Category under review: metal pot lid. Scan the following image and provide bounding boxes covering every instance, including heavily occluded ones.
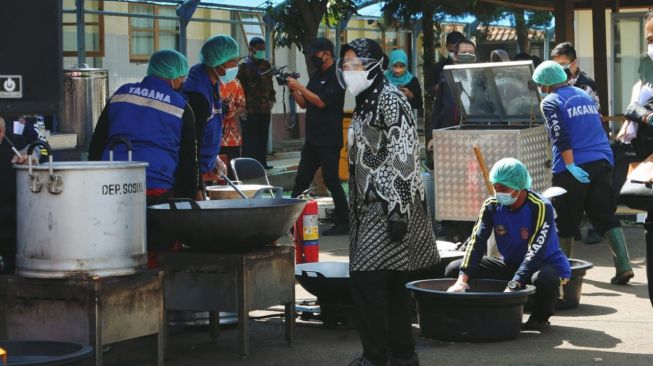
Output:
[14,161,148,170]
[64,63,108,72]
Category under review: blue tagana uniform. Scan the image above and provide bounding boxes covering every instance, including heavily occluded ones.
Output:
[102,76,187,190]
[460,191,571,282]
[183,63,223,174]
[540,85,613,174]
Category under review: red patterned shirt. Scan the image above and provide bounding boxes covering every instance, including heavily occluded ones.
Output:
[219,79,246,147]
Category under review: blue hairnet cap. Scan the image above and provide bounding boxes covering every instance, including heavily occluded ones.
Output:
[389,49,408,67]
[200,35,240,67]
[532,60,567,86]
[147,49,189,79]
[489,158,532,191]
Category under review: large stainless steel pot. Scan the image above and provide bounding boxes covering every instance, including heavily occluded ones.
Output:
[62,64,109,147]
[15,141,148,278]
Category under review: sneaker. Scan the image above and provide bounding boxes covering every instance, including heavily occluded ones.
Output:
[522,317,550,331]
[322,224,350,236]
[584,229,602,245]
[611,270,634,285]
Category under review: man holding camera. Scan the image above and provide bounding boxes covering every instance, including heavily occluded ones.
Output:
[286,38,349,236]
[237,37,276,169]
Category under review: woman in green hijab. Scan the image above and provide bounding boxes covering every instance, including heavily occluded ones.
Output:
[384,49,423,110]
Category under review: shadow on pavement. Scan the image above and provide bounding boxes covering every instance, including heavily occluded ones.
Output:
[553,303,618,317]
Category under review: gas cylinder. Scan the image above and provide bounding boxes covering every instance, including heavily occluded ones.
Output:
[294,199,319,263]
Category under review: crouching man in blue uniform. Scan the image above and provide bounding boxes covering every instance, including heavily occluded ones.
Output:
[533,61,634,285]
[89,49,199,205]
[445,158,571,331]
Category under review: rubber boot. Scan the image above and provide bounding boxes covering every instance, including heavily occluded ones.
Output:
[605,227,635,285]
[559,237,575,258]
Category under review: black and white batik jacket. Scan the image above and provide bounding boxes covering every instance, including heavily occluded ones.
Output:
[348,78,440,272]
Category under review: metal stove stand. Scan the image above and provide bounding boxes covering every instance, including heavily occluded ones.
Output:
[0,270,165,366]
[159,245,295,356]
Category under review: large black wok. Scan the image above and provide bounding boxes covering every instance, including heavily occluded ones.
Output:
[147,198,306,252]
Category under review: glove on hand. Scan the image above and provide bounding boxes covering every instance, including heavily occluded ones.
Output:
[566,163,590,183]
[388,220,408,242]
[625,102,651,124]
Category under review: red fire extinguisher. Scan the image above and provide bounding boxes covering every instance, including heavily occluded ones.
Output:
[294,191,319,263]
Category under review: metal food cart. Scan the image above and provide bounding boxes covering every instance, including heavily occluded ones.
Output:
[432,61,551,223]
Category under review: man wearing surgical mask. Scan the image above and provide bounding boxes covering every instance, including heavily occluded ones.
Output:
[551,42,601,111]
[237,37,276,169]
[286,38,349,236]
[184,34,239,186]
[445,158,570,331]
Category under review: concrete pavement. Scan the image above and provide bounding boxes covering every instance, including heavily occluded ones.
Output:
[105,224,653,366]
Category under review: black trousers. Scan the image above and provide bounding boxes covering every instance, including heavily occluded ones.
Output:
[445,257,560,322]
[220,145,241,180]
[645,210,653,307]
[350,270,415,366]
[552,160,621,237]
[291,142,348,225]
[241,113,270,167]
[0,205,16,274]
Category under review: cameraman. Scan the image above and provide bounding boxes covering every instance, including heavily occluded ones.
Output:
[237,37,276,169]
[286,38,349,236]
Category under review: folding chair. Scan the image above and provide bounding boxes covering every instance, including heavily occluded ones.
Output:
[230,157,280,198]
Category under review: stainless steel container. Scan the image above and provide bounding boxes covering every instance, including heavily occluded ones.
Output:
[433,61,551,222]
[62,64,109,147]
[15,143,148,278]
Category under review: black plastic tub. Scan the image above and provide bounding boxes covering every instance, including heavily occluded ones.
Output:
[0,341,93,366]
[557,259,594,310]
[406,279,535,342]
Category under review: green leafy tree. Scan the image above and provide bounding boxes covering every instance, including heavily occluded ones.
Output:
[473,4,552,54]
[265,0,357,71]
[381,0,472,158]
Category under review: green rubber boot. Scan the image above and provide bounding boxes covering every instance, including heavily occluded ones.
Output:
[605,227,634,285]
[559,236,575,258]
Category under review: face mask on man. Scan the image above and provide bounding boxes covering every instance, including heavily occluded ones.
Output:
[254,50,266,60]
[647,43,653,62]
[342,60,381,96]
[456,53,476,64]
[311,55,325,69]
[217,65,238,84]
[495,190,518,206]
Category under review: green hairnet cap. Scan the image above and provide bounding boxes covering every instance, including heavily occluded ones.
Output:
[200,35,240,67]
[146,49,189,79]
[489,157,532,191]
[532,60,567,86]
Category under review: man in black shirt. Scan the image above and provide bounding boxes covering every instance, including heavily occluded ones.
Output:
[286,38,348,236]
[427,31,465,97]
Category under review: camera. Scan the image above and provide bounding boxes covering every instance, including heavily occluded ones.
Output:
[270,66,300,86]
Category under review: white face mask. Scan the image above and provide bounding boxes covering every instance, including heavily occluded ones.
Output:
[343,70,374,96]
[648,43,653,62]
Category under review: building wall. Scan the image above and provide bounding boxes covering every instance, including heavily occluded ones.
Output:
[574,8,649,116]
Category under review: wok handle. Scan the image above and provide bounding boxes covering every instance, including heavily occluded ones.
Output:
[301,270,326,279]
[168,198,201,210]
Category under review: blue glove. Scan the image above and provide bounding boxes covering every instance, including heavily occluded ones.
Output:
[566,163,590,183]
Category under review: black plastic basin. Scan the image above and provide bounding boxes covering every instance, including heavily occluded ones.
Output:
[557,259,593,310]
[295,262,351,303]
[0,341,93,366]
[406,279,535,342]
